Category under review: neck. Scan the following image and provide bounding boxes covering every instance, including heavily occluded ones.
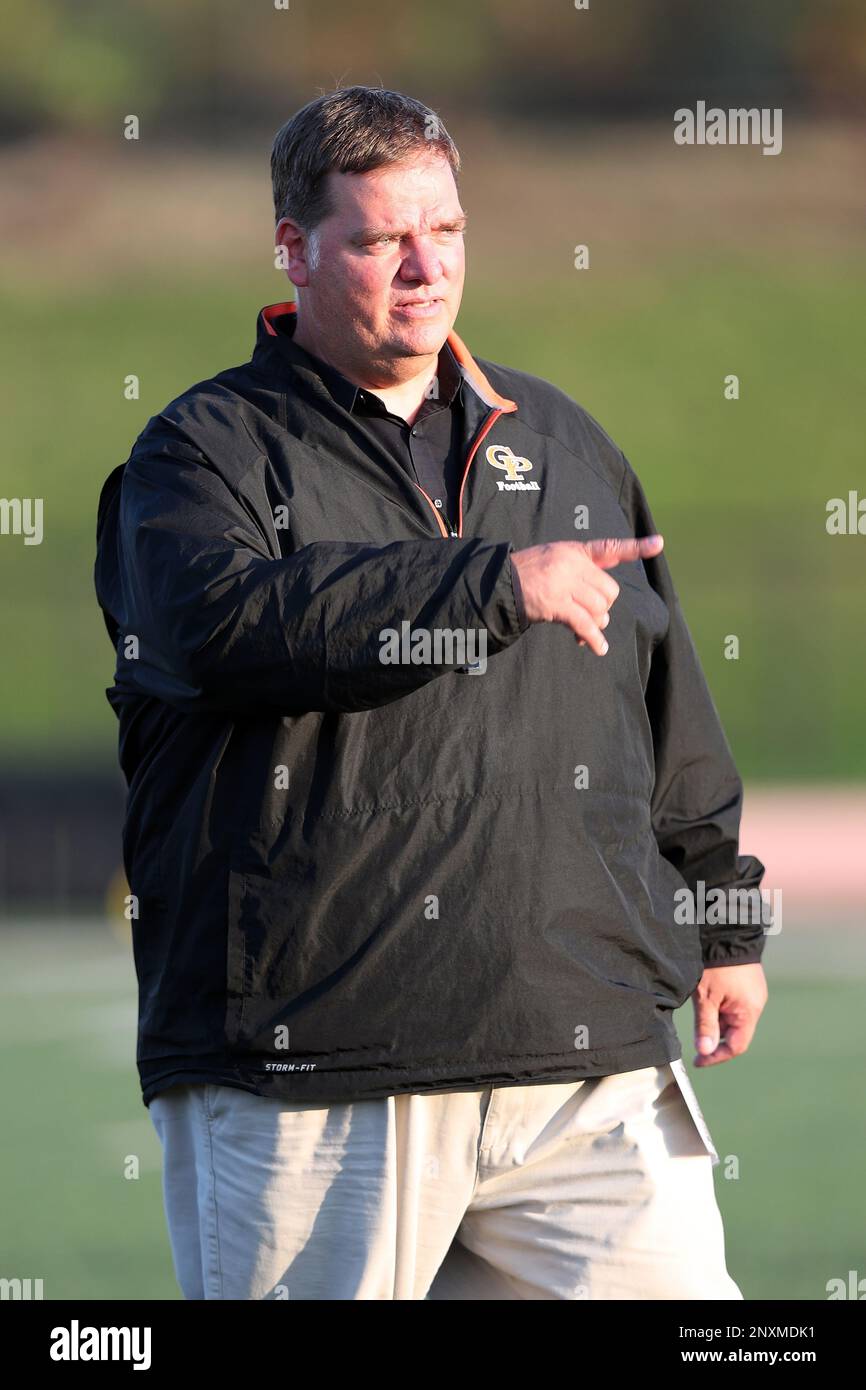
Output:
[365,372,439,426]
[292,315,441,425]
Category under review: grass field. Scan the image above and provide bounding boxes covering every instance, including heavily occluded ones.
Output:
[1,913,863,1301]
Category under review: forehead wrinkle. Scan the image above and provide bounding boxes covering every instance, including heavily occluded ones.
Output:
[352,210,467,241]
[333,159,463,235]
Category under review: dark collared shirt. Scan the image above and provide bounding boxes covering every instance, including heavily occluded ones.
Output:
[268,315,527,623]
[289,337,466,534]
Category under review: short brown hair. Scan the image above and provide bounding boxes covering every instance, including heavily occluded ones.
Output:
[271,85,460,231]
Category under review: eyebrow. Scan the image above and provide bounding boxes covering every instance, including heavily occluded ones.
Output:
[349,214,468,245]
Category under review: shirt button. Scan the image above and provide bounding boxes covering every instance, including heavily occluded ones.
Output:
[434,499,443,509]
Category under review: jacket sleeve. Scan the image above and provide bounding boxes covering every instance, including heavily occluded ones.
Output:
[113,437,527,716]
[618,455,769,968]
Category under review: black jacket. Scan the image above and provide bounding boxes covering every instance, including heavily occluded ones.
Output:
[94,300,767,1107]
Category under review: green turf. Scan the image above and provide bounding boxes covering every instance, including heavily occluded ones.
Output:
[0,924,173,1300]
[0,918,861,1300]
[1,260,864,777]
[673,980,866,1301]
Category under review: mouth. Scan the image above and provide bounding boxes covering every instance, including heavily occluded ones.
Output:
[392,298,444,318]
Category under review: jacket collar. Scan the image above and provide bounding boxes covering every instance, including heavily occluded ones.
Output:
[253,300,518,415]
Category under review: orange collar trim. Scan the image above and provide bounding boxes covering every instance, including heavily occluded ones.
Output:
[260,301,517,414]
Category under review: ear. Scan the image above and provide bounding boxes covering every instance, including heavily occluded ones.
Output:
[275,216,312,288]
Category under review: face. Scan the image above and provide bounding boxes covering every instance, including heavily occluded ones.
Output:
[276,154,466,381]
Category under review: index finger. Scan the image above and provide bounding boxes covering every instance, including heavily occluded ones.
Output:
[583,535,664,570]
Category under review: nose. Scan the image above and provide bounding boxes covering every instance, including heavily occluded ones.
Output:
[398,235,443,286]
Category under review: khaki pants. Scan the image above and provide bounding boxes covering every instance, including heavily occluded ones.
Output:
[149,1062,743,1300]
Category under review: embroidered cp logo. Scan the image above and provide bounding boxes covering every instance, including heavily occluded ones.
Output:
[486,443,533,482]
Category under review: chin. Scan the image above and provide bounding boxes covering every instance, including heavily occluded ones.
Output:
[394,319,449,351]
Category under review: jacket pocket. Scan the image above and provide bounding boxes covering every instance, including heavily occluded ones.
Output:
[123,826,167,913]
[225,868,298,1049]
[224,851,392,1053]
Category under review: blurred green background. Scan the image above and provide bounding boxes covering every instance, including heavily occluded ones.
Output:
[1,0,864,1302]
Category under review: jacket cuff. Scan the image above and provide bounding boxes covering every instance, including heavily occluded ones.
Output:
[700,925,767,968]
[508,556,531,632]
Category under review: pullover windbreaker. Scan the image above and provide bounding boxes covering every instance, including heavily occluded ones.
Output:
[94,301,767,1107]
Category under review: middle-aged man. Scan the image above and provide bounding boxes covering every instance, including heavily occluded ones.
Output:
[94,86,769,1301]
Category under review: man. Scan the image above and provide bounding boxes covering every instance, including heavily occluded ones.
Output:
[94,86,769,1301]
